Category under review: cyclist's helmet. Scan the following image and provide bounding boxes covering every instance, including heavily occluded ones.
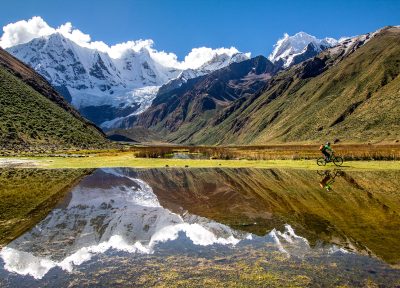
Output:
[326,142,331,145]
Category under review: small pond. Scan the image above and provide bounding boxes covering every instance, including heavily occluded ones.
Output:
[0,168,399,287]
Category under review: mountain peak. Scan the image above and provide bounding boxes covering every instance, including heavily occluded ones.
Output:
[199,51,249,72]
[6,33,250,128]
[268,32,338,68]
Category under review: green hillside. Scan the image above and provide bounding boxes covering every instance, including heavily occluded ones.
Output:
[194,27,400,144]
[0,50,108,151]
[143,27,400,145]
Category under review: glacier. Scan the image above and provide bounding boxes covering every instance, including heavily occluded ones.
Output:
[6,33,249,128]
[4,23,343,129]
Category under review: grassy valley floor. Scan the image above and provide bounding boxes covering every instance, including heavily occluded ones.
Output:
[1,154,400,170]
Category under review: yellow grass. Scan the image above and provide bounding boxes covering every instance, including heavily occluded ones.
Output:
[1,152,400,170]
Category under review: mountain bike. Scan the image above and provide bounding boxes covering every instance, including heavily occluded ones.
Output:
[317,152,343,167]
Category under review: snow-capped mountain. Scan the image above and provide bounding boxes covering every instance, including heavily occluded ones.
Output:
[159,52,250,94]
[6,33,248,127]
[180,52,250,83]
[268,32,338,68]
[5,27,341,129]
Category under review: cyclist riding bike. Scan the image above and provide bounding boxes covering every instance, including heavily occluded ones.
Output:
[320,142,333,161]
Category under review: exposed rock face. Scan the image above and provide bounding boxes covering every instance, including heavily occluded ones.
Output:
[119,27,400,145]
[119,56,278,143]
[185,27,400,144]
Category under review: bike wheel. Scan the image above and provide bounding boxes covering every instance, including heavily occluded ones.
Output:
[317,158,326,166]
[333,156,343,166]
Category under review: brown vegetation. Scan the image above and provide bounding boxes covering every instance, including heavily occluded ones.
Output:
[128,144,400,161]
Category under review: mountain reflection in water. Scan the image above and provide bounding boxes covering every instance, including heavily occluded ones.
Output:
[0,167,399,282]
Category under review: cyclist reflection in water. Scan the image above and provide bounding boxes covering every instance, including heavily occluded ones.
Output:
[320,173,334,191]
[318,170,342,191]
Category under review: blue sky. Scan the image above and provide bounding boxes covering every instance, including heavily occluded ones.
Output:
[1,0,399,59]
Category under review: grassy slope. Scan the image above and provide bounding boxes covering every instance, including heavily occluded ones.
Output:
[0,168,93,246]
[189,27,400,144]
[0,66,107,150]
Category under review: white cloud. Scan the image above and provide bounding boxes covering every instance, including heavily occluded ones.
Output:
[0,16,55,48]
[57,22,91,45]
[147,46,247,70]
[105,42,247,70]
[148,49,181,68]
[105,39,155,58]
[0,16,250,70]
[182,47,242,69]
[0,16,95,49]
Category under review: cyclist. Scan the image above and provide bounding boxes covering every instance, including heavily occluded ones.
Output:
[320,142,333,161]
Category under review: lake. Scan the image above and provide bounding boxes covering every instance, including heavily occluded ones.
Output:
[0,168,399,287]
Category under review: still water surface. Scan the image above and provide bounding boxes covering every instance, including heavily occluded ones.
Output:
[0,168,399,287]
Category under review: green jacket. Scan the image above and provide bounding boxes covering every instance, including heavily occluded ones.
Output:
[322,144,332,152]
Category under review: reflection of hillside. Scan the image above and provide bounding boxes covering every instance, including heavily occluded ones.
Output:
[0,168,93,246]
[134,168,276,234]
[136,168,400,264]
[1,167,398,268]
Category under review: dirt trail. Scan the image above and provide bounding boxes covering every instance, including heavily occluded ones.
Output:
[0,159,37,168]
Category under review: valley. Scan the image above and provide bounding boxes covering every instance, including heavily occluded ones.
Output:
[1,144,400,169]
[0,9,399,287]
[123,27,400,145]
[3,23,399,148]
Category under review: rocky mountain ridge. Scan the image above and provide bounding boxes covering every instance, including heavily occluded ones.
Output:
[119,26,400,144]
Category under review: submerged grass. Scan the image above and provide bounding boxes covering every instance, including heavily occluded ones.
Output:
[45,247,400,287]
